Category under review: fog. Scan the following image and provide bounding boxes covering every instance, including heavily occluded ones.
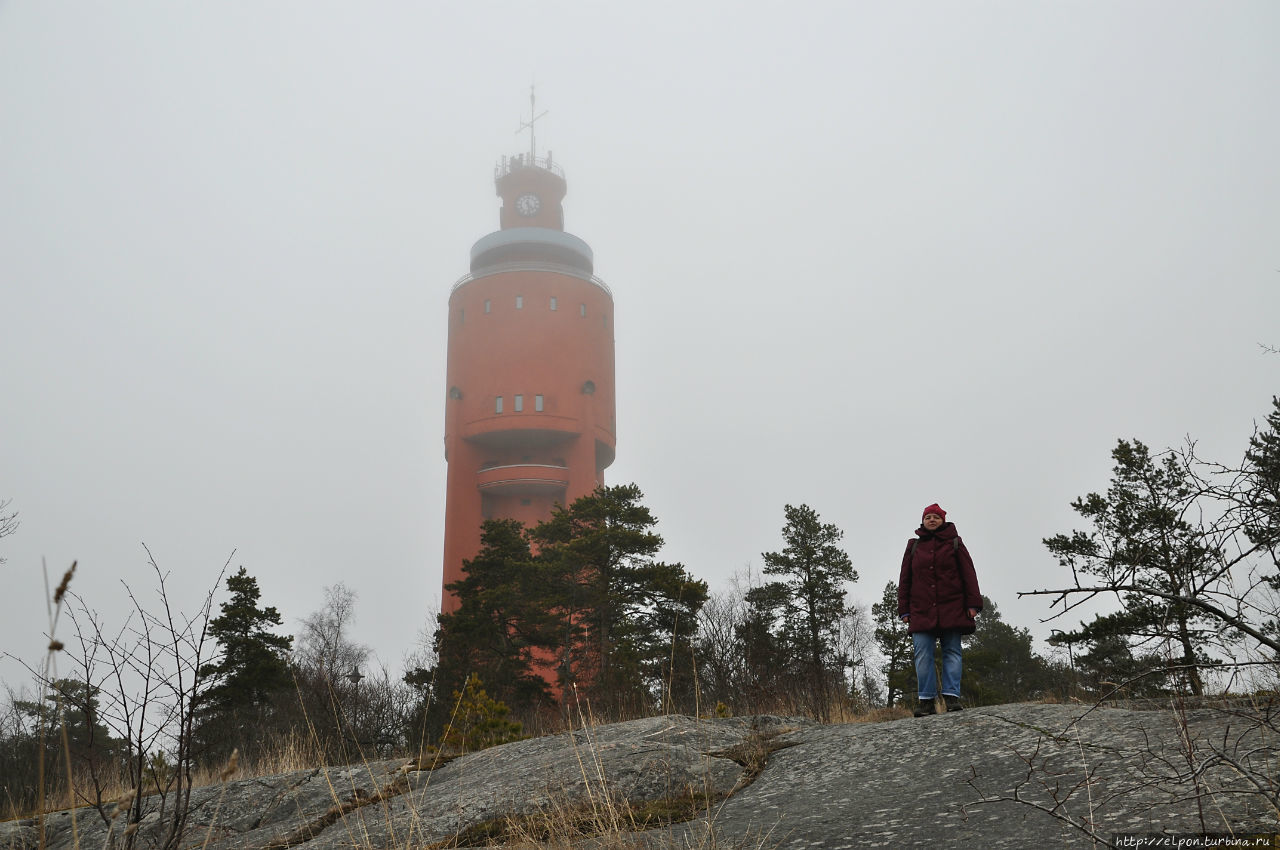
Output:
[2,2,1277,687]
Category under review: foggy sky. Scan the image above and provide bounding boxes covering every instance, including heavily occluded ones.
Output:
[2,2,1278,688]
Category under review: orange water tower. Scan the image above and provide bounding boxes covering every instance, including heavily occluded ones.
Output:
[440,149,616,612]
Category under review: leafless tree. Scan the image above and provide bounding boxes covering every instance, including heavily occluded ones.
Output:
[342,660,416,756]
[694,569,753,711]
[13,550,228,850]
[290,583,376,762]
[404,607,439,675]
[836,600,881,710]
[0,498,18,564]
[294,583,369,685]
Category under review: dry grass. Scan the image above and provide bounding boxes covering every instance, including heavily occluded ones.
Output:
[7,696,908,822]
[10,562,884,847]
[395,691,795,849]
[845,704,912,723]
[2,729,335,823]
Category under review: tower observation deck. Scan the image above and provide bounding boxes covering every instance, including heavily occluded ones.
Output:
[440,152,617,612]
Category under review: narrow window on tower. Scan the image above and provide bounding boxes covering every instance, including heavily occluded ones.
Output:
[459,309,465,324]
[603,314,609,329]
[514,394,524,412]
[580,303,586,317]
[484,299,491,314]
[495,396,503,414]
[550,296,558,311]
[535,394,544,412]
[516,295,523,309]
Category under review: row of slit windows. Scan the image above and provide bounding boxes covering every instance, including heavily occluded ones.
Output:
[494,394,544,414]
[494,296,569,313]
[458,298,608,328]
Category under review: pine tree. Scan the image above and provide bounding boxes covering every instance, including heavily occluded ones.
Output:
[1244,397,1280,641]
[962,597,1056,705]
[432,518,559,723]
[527,484,708,714]
[1048,610,1170,698]
[15,678,125,786]
[1043,439,1222,695]
[1246,396,1280,551]
[747,504,857,718]
[438,674,525,754]
[196,567,293,758]
[733,583,787,707]
[870,582,913,708]
[431,485,706,721]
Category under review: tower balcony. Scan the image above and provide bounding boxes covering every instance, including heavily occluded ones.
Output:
[452,261,611,297]
[476,463,570,495]
[470,227,592,269]
[494,154,564,180]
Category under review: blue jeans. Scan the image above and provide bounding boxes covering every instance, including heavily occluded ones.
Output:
[912,630,963,699]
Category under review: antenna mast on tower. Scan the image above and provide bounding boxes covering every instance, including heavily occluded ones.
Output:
[517,84,547,163]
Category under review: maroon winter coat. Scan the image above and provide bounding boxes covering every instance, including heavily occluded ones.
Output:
[897,522,982,635]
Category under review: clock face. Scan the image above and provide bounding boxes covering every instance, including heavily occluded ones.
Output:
[515,193,541,216]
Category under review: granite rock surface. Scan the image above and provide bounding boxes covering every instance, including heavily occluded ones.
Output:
[2,704,1275,849]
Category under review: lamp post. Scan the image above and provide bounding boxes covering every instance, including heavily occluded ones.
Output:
[346,667,364,743]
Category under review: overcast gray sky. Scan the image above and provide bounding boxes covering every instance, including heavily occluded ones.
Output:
[2,2,1277,687]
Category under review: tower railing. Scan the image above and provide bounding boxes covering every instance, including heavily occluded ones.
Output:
[452,262,612,297]
[495,153,565,180]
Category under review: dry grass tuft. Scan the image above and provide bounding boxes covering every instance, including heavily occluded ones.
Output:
[218,749,240,782]
[853,705,913,723]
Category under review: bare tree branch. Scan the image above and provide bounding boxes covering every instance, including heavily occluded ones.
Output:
[0,498,18,564]
[1020,585,1280,656]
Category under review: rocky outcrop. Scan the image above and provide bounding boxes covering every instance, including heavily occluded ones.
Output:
[3,704,1275,849]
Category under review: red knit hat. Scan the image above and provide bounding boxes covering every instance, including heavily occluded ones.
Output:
[922,503,947,521]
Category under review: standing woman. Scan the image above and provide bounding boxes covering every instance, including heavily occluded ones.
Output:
[897,504,982,716]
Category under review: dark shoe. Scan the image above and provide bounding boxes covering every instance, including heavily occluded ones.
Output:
[944,695,963,712]
[913,699,937,717]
